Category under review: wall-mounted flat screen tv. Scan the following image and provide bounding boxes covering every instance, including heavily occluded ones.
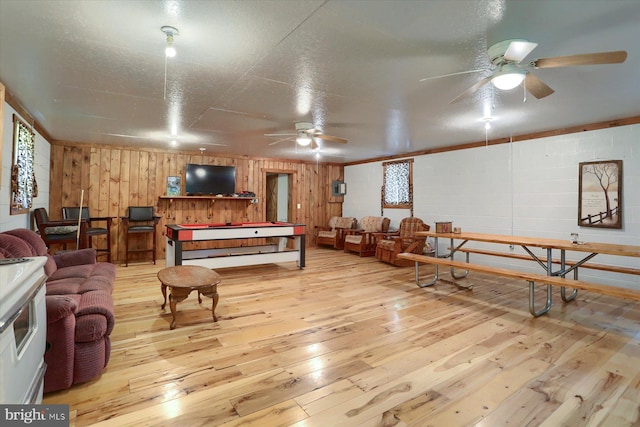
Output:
[185,164,236,196]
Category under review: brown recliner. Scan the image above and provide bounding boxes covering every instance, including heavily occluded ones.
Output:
[343,216,391,257]
[375,217,430,266]
[315,216,357,249]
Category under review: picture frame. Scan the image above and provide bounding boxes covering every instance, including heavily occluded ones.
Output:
[578,160,622,229]
[167,176,181,197]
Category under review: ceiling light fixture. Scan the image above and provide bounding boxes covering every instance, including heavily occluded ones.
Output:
[296,131,312,146]
[161,26,179,58]
[492,68,526,91]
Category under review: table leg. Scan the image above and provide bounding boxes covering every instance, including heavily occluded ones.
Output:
[449,237,470,282]
[212,289,219,322]
[160,283,167,309]
[529,281,553,317]
[415,236,439,288]
[559,249,578,302]
[169,292,178,330]
[198,285,219,322]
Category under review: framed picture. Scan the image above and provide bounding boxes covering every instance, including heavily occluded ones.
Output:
[578,160,622,229]
[167,176,181,197]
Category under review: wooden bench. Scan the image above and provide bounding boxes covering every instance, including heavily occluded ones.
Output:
[452,247,640,276]
[397,252,640,317]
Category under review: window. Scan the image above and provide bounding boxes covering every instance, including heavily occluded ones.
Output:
[10,115,37,215]
[382,159,413,215]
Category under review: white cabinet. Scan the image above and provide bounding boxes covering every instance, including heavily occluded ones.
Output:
[0,256,47,404]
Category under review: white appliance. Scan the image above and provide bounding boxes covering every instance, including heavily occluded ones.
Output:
[0,256,47,404]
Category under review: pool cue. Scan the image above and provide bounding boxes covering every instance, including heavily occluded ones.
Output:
[76,189,84,250]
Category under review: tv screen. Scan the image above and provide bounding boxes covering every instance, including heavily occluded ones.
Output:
[185,164,236,196]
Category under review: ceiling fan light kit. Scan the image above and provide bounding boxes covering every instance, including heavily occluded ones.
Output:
[492,69,526,90]
[296,131,312,146]
[430,38,627,104]
[265,121,347,152]
[161,25,179,58]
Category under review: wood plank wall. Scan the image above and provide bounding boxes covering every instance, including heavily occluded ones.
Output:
[49,142,344,264]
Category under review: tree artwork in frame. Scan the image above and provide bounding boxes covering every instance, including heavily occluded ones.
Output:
[578,160,622,229]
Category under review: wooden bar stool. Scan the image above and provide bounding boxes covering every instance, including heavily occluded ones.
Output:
[122,206,160,266]
[62,207,114,262]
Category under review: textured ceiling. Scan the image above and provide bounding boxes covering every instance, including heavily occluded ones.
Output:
[1,0,639,163]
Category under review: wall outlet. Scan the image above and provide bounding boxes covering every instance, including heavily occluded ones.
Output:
[297,203,301,209]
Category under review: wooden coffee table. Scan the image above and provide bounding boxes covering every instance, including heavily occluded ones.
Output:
[157,265,221,330]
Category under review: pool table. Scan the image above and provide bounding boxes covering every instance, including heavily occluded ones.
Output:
[165,221,306,269]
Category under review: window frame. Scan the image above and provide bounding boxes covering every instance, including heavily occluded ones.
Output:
[381,158,413,215]
[10,115,37,215]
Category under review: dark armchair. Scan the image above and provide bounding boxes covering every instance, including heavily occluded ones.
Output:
[33,207,87,254]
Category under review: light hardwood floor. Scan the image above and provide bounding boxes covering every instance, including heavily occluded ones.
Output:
[43,248,640,426]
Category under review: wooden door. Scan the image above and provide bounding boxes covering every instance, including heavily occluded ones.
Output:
[266,173,278,222]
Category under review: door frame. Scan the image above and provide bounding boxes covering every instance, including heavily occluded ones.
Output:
[263,169,296,223]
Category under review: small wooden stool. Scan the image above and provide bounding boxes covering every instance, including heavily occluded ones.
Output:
[157,265,221,330]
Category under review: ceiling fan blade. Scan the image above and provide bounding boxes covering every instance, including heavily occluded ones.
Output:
[524,73,554,99]
[503,40,538,63]
[264,132,296,137]
[419,68,488,82]
[533,50,627,68]
[314,134,348,144]
[268,136,294,146]
[310,140,319,150]
[449,75,493,104]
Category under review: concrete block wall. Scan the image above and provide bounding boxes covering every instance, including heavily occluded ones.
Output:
[344,123,640,288]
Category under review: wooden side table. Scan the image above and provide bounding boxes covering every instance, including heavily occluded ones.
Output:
[157,265,221,330]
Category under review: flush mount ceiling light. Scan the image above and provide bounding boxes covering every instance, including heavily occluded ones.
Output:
[491,66,526,91]
[296,130,312,146]
[161,25,179,58]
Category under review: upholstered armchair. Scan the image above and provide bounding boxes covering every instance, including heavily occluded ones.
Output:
[343,216,391,256]
[375,217,430,266]
[315,216,357,249]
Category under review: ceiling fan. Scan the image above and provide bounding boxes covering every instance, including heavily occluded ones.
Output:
[420,39,627,104]
[265,122,348,150]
